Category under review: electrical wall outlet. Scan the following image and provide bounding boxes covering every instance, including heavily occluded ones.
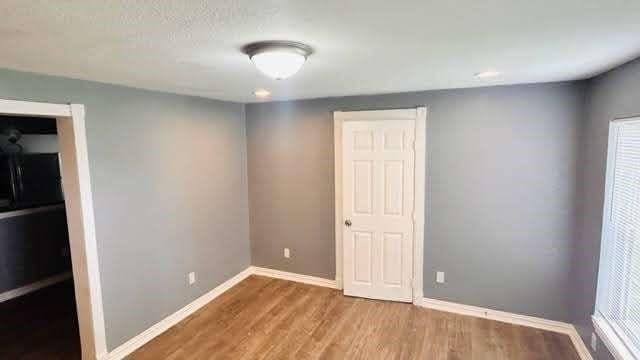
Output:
[188,272,196,285]
[436,271,445,284]
[284,248,290,258]
[591,332,597,351]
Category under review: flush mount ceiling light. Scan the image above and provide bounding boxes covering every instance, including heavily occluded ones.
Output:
[253,89,271,98]
[475,70,501,78]
[244,41,313,80]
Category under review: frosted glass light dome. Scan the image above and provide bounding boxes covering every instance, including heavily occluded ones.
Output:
[245,41,313,80]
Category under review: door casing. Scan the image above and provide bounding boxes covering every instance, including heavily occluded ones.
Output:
[333,107,426,304]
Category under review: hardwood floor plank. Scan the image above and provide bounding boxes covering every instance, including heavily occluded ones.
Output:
[395,302,426,359]
[447,312,473,360]
[471,316,496,360]
[186,280,298,359]
[255,286,337,360]
[541,329,580,360]
[493,319,519,360]
[292,291,358,359]
[130,276,580,360]
[507,326,547,360]
[419,309,451,359]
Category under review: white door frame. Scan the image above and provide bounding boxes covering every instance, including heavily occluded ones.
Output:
[0,99,107,359]
[334,107,426,304]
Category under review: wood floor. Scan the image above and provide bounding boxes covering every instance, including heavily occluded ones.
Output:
[131,275,579,360]
[0,279,81,359]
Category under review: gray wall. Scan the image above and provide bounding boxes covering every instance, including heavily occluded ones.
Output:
[246,82,585,323]
[0,208,70,293]
[571,58,640,360]
[0,68,251,350]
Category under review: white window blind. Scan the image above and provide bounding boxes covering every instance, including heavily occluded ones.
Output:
[595,118,640,359]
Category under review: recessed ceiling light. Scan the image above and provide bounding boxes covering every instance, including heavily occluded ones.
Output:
[254,89,271,98]
[475,70,501,78]
[244,41,313,80]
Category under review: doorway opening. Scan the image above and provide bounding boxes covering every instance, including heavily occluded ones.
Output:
[0,100,106,360]
[0,115,79,358]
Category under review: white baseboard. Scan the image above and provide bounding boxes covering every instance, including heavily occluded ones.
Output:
[568,327,596,360]
[0,271,72,303]
[417,297,593,360]
[418,297,572,333]
[99,267,591,360]
[102,267,254,360]
[250,266,338,289]
[102,266,334,359]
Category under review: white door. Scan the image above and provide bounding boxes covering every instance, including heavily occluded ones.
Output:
[342,117,415,302]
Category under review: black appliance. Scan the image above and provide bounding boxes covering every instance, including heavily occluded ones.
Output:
[0,153,64,211]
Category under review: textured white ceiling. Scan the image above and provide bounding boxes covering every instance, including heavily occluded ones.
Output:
[1,1,639,103]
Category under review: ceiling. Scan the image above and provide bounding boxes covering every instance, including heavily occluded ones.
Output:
[1,1,639,103]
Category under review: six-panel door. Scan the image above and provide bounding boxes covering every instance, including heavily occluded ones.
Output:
[342,119,415,302]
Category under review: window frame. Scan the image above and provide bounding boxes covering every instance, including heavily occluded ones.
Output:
[593,116,640,360]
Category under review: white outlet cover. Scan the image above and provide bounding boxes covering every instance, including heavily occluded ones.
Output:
[436,271,445,284]
[188,272,196,285]
[284,248,290,258]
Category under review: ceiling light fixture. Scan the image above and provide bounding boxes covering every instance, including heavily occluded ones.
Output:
[475,70,501,78]
[254,89,271,98]
[244,41,313,80]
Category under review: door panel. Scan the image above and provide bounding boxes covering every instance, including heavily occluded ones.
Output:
[353,232,373,284]
[353,161,373,215]
[384,160,404,216]
[382,232,403,286]
[342,119,414,302]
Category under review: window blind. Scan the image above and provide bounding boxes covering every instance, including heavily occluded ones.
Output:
[596,118,640,358]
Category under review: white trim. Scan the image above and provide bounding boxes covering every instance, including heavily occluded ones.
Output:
[0,203,65,220]
[334,108,418,121]
[333,116,343,289]
[570,328,597,360]
[413,107,426,302]
[102,267,254,360]
[0,272,72,303]
[418,297,572,332]
[593,116,640,360]
[612,115,640,124]
[0,99,106,360]
[417,297,593,360]
[0,99,71,117]
[66,103,108,359]
[333,107,427,302]
[250,266,338,289]
[592,314,637,360]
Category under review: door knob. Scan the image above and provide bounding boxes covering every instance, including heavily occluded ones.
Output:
[344,219,352,227]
